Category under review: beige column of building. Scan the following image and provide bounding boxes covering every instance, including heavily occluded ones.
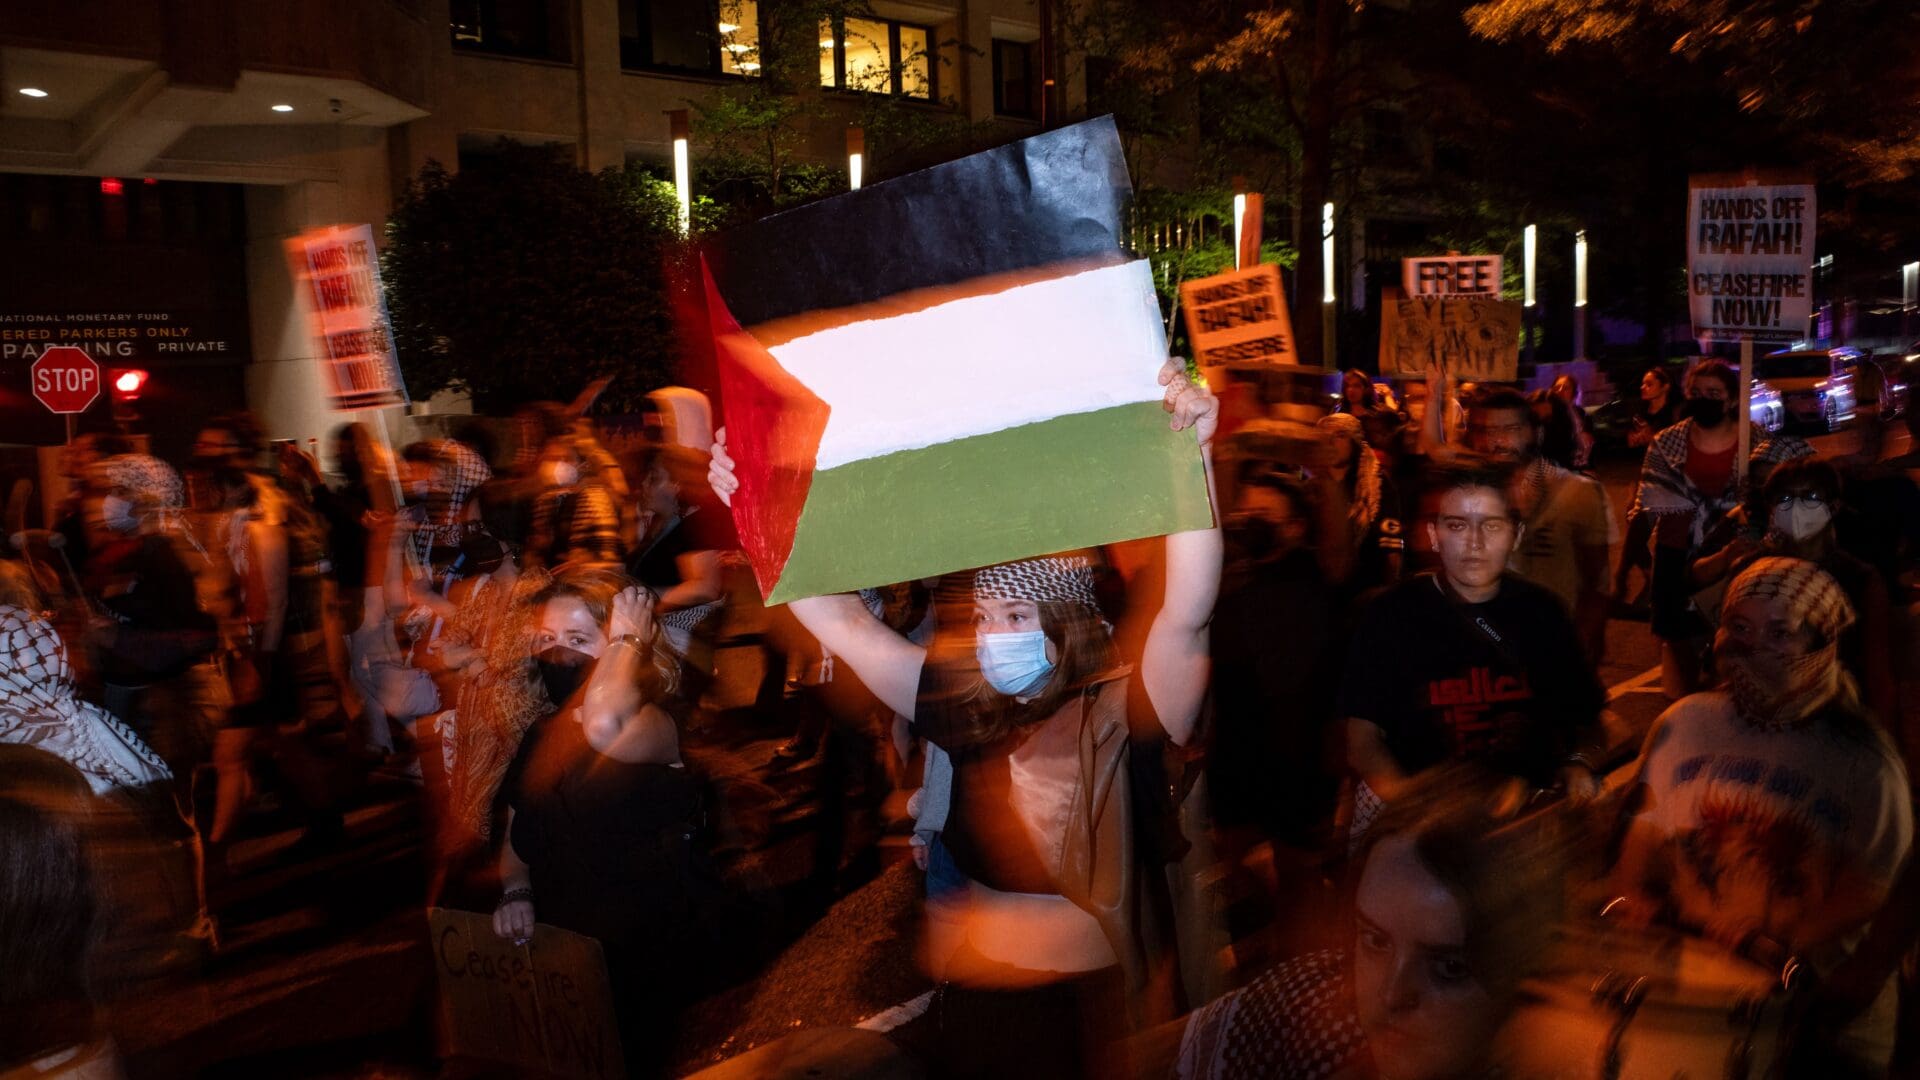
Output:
[577,0,628,173]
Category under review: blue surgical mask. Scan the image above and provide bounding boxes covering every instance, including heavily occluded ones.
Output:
[977,630,1054,697]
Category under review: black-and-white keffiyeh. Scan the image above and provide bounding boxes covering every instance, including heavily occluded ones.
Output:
[413,439,493,563]
[0,605,170,795]
[973,553,1101,613]
[90,453,187,530]
[1631,419,1811,545]
[1175,948,1367,1080]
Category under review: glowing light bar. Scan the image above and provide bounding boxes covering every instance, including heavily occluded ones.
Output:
[668,110,691,235]
[1904,261,1918,309]
[1574,229,1588,308]
[271,103,294,113]
[19,87,49,98]
[847,127,865,191]
[99,177,123,196]
[1233,192,1246,271]
[1321,202,1335,304]
[1523,223,1537,308]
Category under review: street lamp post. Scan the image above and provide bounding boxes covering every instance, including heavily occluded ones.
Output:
[667,109,691,235]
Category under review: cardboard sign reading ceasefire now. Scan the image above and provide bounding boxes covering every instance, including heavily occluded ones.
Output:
[1180,263,1298,367]
[429,908,625,1079]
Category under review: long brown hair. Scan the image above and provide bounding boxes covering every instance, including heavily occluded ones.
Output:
[942,596,1118,748]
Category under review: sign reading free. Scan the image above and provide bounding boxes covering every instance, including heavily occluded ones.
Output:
[1179,263,1298,366]
[1402,255,1503,299]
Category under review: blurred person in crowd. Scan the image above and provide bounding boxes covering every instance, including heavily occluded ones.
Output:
[1168,768,1572,1080]
[421,482,552,900]
[50,432,131,565]
[1633,359,1811,699]
[1340,459,1606,844]
[1614,366,1686,608]
[623,442,728,665]
[708,360,1220,1074]
[1210,468,1341,852]
[1610,557,1912,1072]
[492,569,726,1076]
[527,431,625,569]
[1833,367,1920,593]
[1336,365,1397,424]
[1,567,170,797]
[77,454,219,780]
[1691,458,1896,731]
[1629,366,1684,447]
[403,438,491,577]
[1312,413,1404,600]
[0,747,121,1080]
[1547,374,1594,469]
[1470,389,1614,662]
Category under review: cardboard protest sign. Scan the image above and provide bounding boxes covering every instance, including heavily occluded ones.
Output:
[1180,264,1298,367]
[1379,289,1522,381]
[288,224,408,411]
[1402,255,1502,299]
[697,116,1212,604]
[1687,173,1815,343]
[429,908,624,1079]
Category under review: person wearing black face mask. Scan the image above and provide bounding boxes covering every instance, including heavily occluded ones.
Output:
[1632,359,1812,699]
[493,569,733,1077]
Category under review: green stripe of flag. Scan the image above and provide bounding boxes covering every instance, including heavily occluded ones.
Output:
[767,401,1213,604]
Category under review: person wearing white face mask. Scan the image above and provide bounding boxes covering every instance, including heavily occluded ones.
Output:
[1695,457,1898,749]
[526,435,624,570]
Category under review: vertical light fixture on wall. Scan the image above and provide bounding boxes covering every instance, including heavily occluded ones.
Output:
[1574,229,1589,361]
[668,109,691,235]
[1904,261,1918,309]
[1232,176,1246,270]
[847,127,865,191]
[1321,202,1335,304]
[1523,223,1537,308]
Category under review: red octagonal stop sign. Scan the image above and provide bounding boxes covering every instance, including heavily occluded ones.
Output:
[31,345,102,415]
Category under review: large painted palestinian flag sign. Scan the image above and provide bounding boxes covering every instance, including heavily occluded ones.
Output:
[700,117,1213,604]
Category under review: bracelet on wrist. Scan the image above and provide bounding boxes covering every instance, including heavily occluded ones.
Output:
[609,633,648,653]
[497,886,533,909]
[1566,752,1599,772]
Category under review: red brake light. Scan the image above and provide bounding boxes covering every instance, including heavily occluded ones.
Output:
[111,369,148,399]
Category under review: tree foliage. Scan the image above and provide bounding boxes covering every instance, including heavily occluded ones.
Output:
[383,142,690,414]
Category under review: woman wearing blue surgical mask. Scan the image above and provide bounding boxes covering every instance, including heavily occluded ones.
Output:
[707,359,1222,1076]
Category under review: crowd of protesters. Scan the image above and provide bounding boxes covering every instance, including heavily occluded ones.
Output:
[4,351,1920,1079]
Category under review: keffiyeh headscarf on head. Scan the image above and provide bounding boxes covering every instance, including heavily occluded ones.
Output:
[973,553,1101,614]
[1315,412,1382,539]
[89,454,186,530]
[1717,556,1857,730]
[0,606,170,794]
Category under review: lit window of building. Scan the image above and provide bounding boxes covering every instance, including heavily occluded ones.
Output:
[620,0,760,76]
[819,16,933,100]
[992,39,1034,118]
